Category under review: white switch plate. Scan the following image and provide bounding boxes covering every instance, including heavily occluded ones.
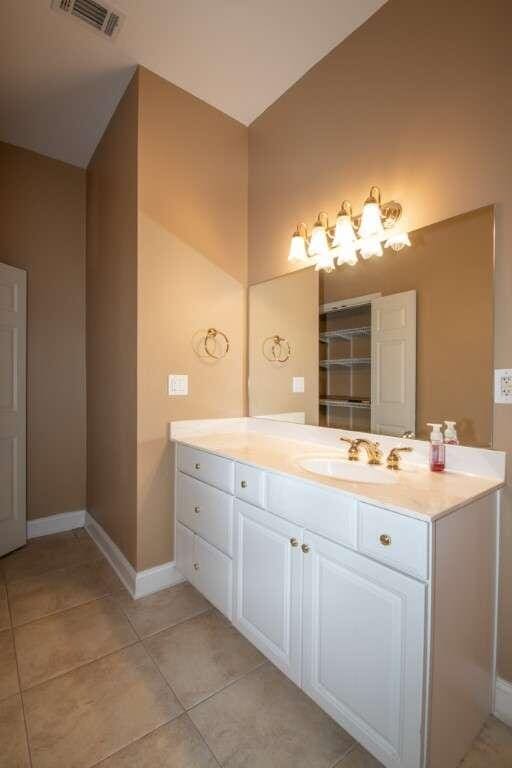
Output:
[494,369,512,403]
[168,374,188,396]
[292,376,305,393]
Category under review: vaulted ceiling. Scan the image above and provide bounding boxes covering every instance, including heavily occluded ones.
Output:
[0,0,386,168]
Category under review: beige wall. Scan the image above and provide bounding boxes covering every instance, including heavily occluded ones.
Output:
[137,67,248,570]
[249,268,318,424]
[248,0,512,679]
[320,207,494,445]
[0,142,86,521]
[86,74,139,567]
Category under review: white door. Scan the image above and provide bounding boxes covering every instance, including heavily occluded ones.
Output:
[371,290,416,437]
[176,521,195,583]
[0,263,26,556]
[302,532,425,768]
[194,534,233,620]
[233,499,303,684]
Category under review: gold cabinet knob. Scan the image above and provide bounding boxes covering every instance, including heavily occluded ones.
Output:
[301,543,310,553]
[241,480,247,488]
[194,506,200,514]
[193,562,200,571]
[195,463,201,470]
[290,537,299,547]
[380,534,392,546]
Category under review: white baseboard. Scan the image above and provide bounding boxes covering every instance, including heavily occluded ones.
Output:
[27,509,86,539]
[495,677,512,727]
[84,512,184,600]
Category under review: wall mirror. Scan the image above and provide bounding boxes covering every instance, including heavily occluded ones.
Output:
[248,206,494,447]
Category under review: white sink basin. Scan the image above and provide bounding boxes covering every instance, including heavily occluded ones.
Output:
[297,457,398,485]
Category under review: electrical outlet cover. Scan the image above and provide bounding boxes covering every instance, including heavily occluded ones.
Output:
[168,374,188,396]
[292,376,305,394]
[494,369,512,404]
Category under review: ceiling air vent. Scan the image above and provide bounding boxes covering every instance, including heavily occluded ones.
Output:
[51,0,125,40]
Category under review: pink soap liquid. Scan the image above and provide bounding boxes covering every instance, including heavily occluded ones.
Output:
[430,443,445,472]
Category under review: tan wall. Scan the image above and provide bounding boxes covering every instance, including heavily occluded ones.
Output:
[249,268,319,424]
[0,142,86,521]
[86,74,139,567]
[320,208,494,446]
[137,67,248,570]
[248,0,512,679]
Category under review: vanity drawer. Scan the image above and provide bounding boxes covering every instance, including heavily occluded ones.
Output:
[235,463,266,508]
[178,444,234,494]
[195,535,233,620]
[358,502,429,579]
[266,473,357,550]
[177,472,233,556]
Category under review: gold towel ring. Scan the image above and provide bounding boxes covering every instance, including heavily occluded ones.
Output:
[203,328,230,360]
[263,335,291,363]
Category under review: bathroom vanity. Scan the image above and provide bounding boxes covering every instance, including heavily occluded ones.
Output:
[171,418,504,768]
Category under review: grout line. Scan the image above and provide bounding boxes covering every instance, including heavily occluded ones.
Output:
[9,608,33,768]
[183,712,224,768]
[116,601,213,642]
[187,660,271,716]
[329,741,359,767]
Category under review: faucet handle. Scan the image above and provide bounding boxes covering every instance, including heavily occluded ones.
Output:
[386,446,413,470]
[339,437,360,461]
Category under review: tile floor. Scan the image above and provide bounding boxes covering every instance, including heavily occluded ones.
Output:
[1,530,511,768]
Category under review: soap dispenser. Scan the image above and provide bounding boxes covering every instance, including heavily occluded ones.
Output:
[427,423,445,472]
[444,421,459,445]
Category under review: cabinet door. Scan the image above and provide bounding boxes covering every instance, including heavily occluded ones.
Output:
[195,534,233,620]
[176,521,195,584]
[302,531,425,768]
[233,499,303,685]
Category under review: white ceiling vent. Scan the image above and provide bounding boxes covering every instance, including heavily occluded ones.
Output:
[51,0,125,40]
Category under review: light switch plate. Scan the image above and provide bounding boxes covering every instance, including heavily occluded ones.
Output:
[494,369,512,403]
[168,374,188,396]
[292,376,305,393]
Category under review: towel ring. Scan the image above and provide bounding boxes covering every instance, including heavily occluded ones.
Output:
[203,328,230,360]
[263,335,291,363]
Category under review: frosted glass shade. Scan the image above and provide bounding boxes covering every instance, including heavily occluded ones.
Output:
[359,201,385,239]
[333,243,358,267]
[314,249,335,272]
[288,233,309,263]
[359,237,383,259]
[308,224,329,257]
[332,214,356,248]
[385,232,411,252]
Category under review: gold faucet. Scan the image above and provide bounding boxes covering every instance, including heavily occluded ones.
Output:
[340,437,383,465]
[386,446,413,470]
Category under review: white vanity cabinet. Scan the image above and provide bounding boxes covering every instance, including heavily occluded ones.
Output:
[174,441,498,768]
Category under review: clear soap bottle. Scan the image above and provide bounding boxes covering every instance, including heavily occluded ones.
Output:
[427,423,445,472]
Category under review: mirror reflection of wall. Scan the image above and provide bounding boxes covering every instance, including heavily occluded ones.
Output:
[249,206,494,447]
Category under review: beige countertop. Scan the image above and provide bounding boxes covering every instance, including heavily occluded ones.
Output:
[174,431,504,522]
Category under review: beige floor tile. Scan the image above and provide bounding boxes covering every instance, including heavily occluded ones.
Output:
[15,595,138,689]
[460,716,512,767]
[96,715,219,767]
[0,630,19,701]
[73,527,89,539]
[8,561,111,626]
[23,643,183,768]
[0,584,10,630]
[117,582,211,638]
[1,531,100,584]
[96,557,130,595]
[145,610,265,709]
[336,745,383,767]
[0,694,30,768]
[190,663,354,768]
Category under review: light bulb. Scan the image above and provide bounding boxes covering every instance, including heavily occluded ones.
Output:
[288,233,309,263]
[359,187,385,239]
[332,213,356,248]
[385,232,411,252]
[309,223,329,258]
[314,249,335,272]
[358,237,383,259]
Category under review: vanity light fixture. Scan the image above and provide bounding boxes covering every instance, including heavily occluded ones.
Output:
[288,185,410,272]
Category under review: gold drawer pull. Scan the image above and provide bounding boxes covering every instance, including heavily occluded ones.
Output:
[290,537,299,547]
[241,480,248,488]
[194,506,200,514]
[380,534,392,546]
[195,463,201,470]
[193,562,200,571]
[301,543,310,554]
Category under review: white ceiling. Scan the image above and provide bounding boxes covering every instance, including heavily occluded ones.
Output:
[0,0,386,168]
